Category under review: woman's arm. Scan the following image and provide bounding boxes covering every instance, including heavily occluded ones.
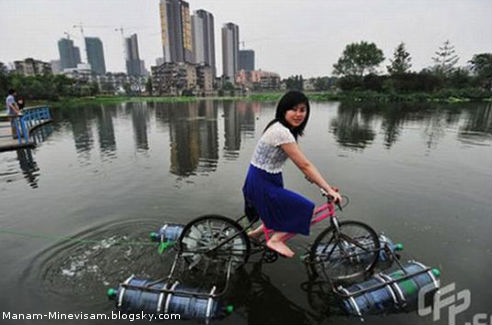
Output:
[281,142,342,202]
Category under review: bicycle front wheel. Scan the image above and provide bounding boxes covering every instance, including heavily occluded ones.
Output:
[309,220,380,282]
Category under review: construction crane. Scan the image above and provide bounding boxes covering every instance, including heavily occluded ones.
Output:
[115,26,125,37]
[115,26,129,65]
[73,23,88,63]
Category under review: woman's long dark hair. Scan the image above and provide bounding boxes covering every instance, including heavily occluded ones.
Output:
[264,90,310,140]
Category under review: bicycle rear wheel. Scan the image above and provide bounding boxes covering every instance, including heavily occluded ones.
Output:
[309,220,380,282]
[178,215,251,272]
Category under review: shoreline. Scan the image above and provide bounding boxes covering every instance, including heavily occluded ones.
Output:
[37,90,491,108]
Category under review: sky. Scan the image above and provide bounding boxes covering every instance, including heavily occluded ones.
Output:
[1,0,491,78]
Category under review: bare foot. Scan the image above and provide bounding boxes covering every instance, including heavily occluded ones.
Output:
[247,230,263,240]
[247,225,265,239]
[267,240,295,258]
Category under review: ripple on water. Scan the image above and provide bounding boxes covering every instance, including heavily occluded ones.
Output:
[19,219,176,310]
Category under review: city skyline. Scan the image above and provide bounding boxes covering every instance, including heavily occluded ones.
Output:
[1,0,491,78]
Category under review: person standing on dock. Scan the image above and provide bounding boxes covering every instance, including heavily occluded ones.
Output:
[5,89,20,115]
[5,89,21,138]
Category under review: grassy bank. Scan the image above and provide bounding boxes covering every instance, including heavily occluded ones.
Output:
[34,88,491,108]
[250,89,492,103]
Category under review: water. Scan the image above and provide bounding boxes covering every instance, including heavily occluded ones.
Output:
[0,100,490,324]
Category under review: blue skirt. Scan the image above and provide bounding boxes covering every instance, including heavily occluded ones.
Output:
[242,164,315,236]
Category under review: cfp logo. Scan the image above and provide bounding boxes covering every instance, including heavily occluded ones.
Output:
[419,282,491,325]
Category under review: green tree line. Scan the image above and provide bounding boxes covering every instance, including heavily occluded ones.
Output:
[332,41,491,96]
[283,40,491,99]
[0,63,101,101]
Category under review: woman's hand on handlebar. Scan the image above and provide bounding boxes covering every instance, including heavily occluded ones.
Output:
[326,186,342,204]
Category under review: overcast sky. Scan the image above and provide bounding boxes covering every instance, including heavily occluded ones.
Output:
[1,0,491,78]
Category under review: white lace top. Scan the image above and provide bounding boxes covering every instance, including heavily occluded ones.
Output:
[251,122,296,173]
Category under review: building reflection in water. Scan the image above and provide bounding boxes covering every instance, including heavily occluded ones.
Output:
[197,100,219,170]
[153,101,170,126]
[130,102,150,151]
[168,101,219,176]
[236,101,256,137]
[223,101,257,159]
[67,106,95,160]
[94,105,117,157]
[223,101,240,159]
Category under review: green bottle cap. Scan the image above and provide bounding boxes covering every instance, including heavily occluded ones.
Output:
[107,288,116,298]
[226,305,234,313]
[431,268,441,277]
[150,232,159,241]
[395,243,404,251]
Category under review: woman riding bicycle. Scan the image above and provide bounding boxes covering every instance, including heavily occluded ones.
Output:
[243,91,342,258]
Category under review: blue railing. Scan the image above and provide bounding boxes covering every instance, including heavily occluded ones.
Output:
[12,106,52,145]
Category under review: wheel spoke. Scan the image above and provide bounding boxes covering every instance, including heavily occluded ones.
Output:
[178,216,250,271]
[310,221,380,281]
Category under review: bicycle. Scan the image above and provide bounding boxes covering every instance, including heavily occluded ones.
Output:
[177,188,381,283]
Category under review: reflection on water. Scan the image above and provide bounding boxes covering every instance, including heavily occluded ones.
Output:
[1,100,491,324]
[69,106,95,159]
[94,105,117,157]
[329,102,492,150]
[330,103,376,149]
[5,101,492,186]
[0,125,52,188]
[231,262,317,324]
[223,101,258,159]
[459,104,492,144]
[130,102,150,151]
[16,148,40,188]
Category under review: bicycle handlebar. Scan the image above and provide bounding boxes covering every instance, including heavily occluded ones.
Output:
[305,176,343,210]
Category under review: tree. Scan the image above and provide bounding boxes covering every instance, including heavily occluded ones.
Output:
[284,75,303,90]
[123,83,132,95]
[0,61,7,76]
[313,77,335,91]
[432,40,459,76]
[469,53,492,89]
[387,42,412,75]
[333,41,385,77]
[89,81,100,96]
[101,81,115,94]
[0,62,8,96]
[145,78,153,96]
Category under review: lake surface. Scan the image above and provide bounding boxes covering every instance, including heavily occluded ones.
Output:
[0,100,491,325]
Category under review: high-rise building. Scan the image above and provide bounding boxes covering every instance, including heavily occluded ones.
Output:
[222,23,239,81]
[74,47,81,66]
[125,34,145,76]
[159,0,193,63]
[58,38,81,70]
[191,9,216,77]
[85,37,106,75]
[239,49,255,72]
